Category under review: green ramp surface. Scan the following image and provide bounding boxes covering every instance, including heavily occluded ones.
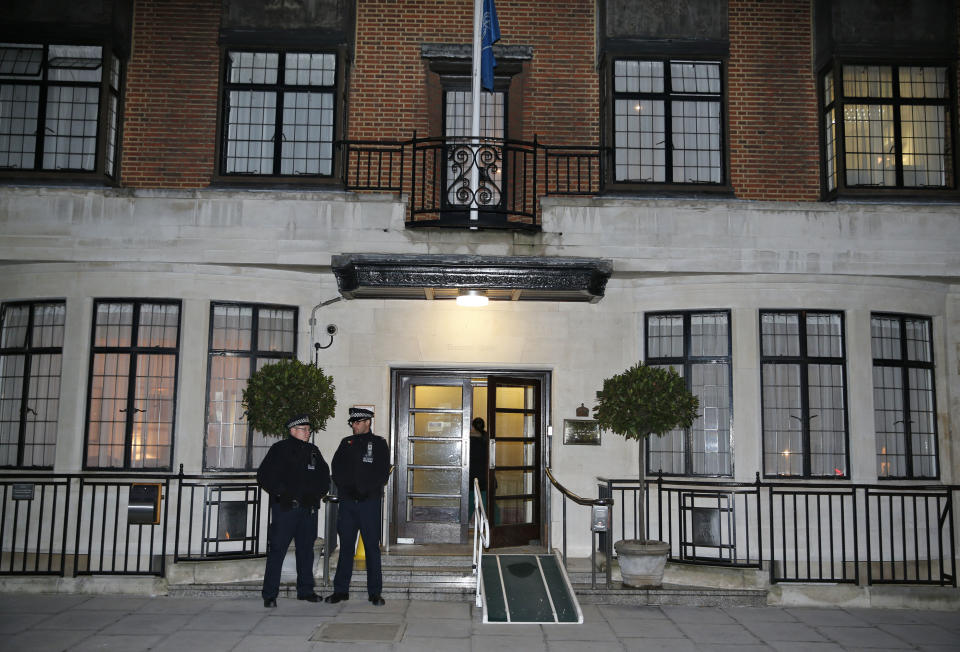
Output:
[480,553,583,624]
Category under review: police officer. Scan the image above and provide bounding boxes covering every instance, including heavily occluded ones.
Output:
[257,413,330,608]
[325,407,390,605]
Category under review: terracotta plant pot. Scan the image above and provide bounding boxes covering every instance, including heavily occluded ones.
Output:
[614,539,670,588]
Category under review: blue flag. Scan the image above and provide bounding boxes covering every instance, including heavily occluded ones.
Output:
[481,0,500,92]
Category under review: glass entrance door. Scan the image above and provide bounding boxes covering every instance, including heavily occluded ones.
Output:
[392,370,546,546]
[488,376,541,547]
[396,376,470,543]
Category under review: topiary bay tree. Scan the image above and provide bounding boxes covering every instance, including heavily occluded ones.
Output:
[242,359,336,438]
[593,362,698,585]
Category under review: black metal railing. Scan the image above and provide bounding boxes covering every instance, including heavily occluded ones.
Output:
[338,135,602,229]
[545,467,613,588]
[0,475,71,576]
[0,468,335,579]
[598,474,957,587]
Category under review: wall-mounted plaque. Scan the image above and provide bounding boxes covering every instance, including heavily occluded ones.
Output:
[563,419,600,445]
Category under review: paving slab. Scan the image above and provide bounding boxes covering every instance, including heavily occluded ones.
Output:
[876,623,959,646]
[395,635,471,651]
[677,622,763,645]
[471,635,548,652]
[99,612,193,636]
[75,595,151,611]
[149,629,246,652]
[183,609,267,631]
[231,634,314,652]
[541,621,619,641]
[136,596,216,614]
[68,633,164,651]
[406,599,470,619]
[0,592,90,613]
[251,614,328,637]
[608,617,686,638]
[818,625,914,649]
[404,616,473,638]
[742,620,830,642]
[0,611,52,633]
[663,605,738,623]
[622,638,698,652]
[788,608,871,628]
[726,606,801,623]
[34,608,124,630]
[1,628,92,652]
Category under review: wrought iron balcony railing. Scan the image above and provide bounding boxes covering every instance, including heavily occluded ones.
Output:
[339,134,601,231]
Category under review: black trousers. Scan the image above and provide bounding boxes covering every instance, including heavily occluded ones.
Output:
[333,496,382,597]
[261,504,318,600]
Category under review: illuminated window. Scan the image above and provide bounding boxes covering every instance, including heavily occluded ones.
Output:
[204,302,297,470]
[821,64,954,194]
[0,43,123,180]
[220,49,338,178]
[84,300,180,470]
[611,58,724,186]
[872,314,938,479]
[760,311,848,478]
[0,301,65,468]
[645,311,732,477]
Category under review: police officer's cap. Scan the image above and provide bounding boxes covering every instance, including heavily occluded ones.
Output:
[347,407,374,423]
[286,414,312,430]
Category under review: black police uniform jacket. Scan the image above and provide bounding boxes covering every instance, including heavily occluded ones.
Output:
[331,432,390,500]
[257,436,330,509]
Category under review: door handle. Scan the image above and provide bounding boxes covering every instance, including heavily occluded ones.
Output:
[489,439,495,469]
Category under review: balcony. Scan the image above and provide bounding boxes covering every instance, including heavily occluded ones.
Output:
[340,135,601,231]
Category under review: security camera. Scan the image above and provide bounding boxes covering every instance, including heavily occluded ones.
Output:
[326,323,338,336]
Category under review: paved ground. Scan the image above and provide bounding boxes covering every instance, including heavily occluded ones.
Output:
[0,592,958,651]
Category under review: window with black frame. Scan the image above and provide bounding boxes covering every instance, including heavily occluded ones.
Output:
[611,58,724,186]
[443,87,505,211]
[871,313,938,479]
[821,64,954,194]
[204,302,297,470]
[84,300,180,470]
[645,311,732,477]
[760,310,848,478]
[0,43,123,179]
[220,49,337,178]
[0,301,65,468]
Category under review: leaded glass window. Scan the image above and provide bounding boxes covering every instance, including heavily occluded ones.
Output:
[872,314,938,479]
[221,50,337,177]
[645,311,732,476]
[760,311,848,478]
[204,302,297,470]
[85,300,180,470]
[612,58,724,185]
[0,301,65,468]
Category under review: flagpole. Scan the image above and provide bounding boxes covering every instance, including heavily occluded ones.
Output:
[470,0,482,223]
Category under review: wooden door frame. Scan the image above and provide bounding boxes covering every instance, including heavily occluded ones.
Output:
[389,367,552,547]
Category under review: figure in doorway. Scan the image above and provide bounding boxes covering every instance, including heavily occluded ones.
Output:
[257,414,330,608]
[469,417,489,522]
[326,407,391,606]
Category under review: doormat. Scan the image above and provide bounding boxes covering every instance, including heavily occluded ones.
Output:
[310,622,406,643]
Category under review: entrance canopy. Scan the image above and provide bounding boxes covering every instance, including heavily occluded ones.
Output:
[331,254,613,303]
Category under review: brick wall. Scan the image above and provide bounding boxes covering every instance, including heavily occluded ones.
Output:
[350,0,598,146]
[728,0,821,201]
[121,0,220,188]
